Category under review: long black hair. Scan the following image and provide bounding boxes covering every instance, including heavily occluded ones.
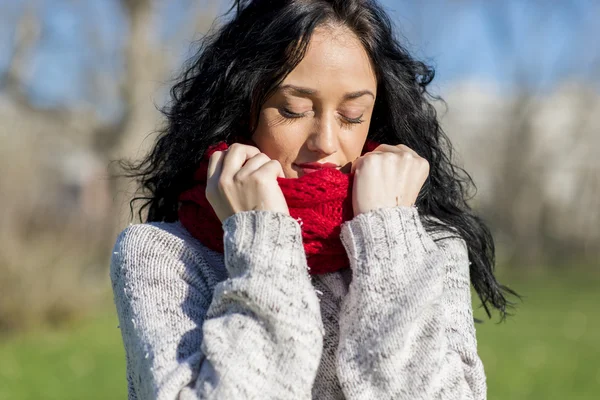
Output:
[121,0,517,318]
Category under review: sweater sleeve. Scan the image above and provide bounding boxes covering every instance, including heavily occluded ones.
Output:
[336,206,486,400]
[110,211,324,400]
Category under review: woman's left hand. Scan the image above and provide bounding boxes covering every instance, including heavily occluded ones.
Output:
[351,144,429,217]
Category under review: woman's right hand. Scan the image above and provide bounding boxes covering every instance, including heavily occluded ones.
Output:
[206,143,290,223]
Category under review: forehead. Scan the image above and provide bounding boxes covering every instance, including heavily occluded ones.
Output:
[283,26,377,93]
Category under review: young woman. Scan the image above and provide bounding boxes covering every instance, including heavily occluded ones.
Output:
[111,0,515,399]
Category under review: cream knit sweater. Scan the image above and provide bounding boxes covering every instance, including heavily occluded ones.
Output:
[110,206,486,399]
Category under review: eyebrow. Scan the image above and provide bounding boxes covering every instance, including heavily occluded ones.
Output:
[278,84,375,100]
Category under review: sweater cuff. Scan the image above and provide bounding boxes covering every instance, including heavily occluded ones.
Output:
[340,206,438,269]
[222,210,307,278]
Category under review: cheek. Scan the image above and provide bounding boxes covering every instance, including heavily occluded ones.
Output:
[344,121,371,158]
[252,113,308,162]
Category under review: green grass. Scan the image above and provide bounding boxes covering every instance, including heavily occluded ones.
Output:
[474,269,600,400]
[0,269,598,400]
[0,310,127,400]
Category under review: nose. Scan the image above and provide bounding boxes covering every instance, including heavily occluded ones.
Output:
[307,112,339,156]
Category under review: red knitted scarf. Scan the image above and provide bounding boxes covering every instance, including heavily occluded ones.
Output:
[178,137,380,275]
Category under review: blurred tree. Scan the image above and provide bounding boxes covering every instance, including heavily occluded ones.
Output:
[439,0,600,266]
[0,0,220,332]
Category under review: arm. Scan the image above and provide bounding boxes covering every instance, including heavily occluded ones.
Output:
[336,206,486,400]
[110,211,324,400]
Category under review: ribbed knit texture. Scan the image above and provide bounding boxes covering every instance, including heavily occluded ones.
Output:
[178,138,380,275]
[110,206,487,399]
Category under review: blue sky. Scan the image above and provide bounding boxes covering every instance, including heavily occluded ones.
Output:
[0,0,598,114]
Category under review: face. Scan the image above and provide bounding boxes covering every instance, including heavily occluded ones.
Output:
[251,25,378,178]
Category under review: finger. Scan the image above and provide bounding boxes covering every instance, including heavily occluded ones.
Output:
[221,143,261,179]
[235,153,272,179]
[207,150,226,182]
[351,151,384,174]
[394,144,421,157]
[373,144,401,153]
[257,159,286,179]
[351,155,367,174]
[374,143,421,158]
[350,155,359,174]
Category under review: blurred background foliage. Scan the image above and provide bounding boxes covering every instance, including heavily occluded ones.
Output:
[0,0,598,399]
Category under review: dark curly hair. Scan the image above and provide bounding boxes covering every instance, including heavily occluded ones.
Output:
[121,0,518,319]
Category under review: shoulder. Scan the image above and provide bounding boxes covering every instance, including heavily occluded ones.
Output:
[110,221,227,286]
[112,221,199,266]
[420,213,469,259]
[113,220,199,254]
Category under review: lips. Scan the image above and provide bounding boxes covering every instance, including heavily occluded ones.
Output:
[295,162,340,169]
[294,162,341,176]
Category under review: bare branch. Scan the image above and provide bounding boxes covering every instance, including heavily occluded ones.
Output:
[0,6,41,109]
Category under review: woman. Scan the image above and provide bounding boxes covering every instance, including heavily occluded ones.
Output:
[111,0,515,399]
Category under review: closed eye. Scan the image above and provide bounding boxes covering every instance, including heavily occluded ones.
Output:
[281,108,363,124]
[343,115,364,124]
[280,108,304,118]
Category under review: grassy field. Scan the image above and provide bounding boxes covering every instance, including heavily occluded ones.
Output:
[0,308,127,400]
[473,268,600,399]
[0,269,598,400]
